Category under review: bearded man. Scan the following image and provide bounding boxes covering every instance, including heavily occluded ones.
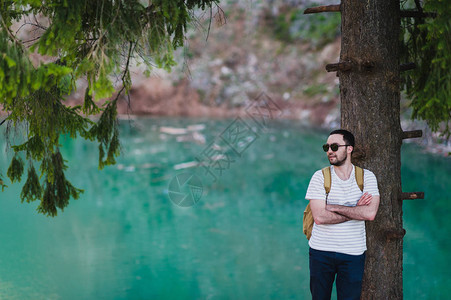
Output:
[305,129,380,300]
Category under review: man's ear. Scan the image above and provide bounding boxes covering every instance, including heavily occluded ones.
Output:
[347,145,354,154]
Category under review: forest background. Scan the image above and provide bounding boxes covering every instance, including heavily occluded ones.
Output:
[3,0,448,151]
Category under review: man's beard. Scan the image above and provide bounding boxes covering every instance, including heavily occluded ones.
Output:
[329,154,347,166]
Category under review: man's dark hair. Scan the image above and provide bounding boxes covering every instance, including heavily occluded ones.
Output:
[329,129,355,147]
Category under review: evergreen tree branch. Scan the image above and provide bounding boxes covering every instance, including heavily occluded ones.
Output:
[1,0,220,216]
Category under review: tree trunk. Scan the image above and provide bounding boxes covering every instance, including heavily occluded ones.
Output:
[339,0,403,298]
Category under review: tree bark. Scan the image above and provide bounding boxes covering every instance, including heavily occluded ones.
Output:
[339,0,403,298]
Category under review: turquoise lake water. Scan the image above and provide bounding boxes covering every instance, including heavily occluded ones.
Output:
[0,117,449,299]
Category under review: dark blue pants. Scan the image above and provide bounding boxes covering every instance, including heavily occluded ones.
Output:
[309,248,366,300]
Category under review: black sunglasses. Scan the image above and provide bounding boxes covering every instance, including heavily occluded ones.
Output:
[323,143,350,152]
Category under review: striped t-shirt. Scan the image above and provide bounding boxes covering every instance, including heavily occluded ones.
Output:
[305,165,379,255]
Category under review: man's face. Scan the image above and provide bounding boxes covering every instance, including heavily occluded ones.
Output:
[325,134,352,166]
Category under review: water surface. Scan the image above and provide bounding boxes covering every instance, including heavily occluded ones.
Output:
[0,118,449,299]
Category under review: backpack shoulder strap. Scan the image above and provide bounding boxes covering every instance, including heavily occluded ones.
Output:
[321,167,331,195]
[355,166,364,192]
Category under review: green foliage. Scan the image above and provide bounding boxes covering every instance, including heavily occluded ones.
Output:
[303,84,328,97]
[0,0,218,216]
[266,6,341,47]
[0,30,34,102]
[7,155,24,183]
[88,100,120,169]
[38,151,83,217]
[272,12,294,43]
[401,0,451,137]
[298,13,341,47]
[21,164,42,203]
[0,176,6,191]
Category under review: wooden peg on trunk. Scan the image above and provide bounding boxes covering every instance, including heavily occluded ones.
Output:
[400,10,437,18]
[304,5,341,14]
[402,130,422,139]
[401,192,425,200]
[385,228,406,240]
[400,63,416,72]
[326,61,352,72]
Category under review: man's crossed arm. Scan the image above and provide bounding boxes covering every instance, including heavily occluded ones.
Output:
[309,193,380,225]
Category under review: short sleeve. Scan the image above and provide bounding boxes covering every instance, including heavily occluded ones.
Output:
[363,169,379,196]
[305,170,326,201]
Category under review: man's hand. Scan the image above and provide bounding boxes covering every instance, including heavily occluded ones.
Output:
[357,192,373,206]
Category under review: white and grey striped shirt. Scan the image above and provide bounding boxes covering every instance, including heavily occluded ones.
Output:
[305,165,379,255]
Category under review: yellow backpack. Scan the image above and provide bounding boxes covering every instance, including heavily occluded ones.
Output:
[302,166,364,240]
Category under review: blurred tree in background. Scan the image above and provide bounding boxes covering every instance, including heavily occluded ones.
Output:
[0,0,218,216]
